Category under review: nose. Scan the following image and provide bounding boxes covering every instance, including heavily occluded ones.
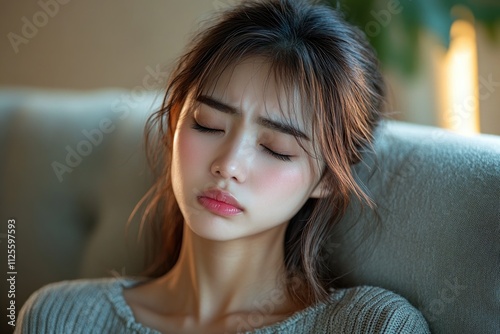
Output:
[210,134,250,183]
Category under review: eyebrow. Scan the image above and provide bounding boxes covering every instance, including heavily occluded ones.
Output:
[196,95,309,140]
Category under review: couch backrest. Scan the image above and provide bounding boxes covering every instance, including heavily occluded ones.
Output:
[330,121,500,334]
[0,88,158,334]
[1,88,498,334]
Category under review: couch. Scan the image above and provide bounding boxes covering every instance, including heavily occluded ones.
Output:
[0,88,499,334]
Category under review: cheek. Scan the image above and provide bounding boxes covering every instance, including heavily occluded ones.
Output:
[174,127,206,169]
[255,164,311,197]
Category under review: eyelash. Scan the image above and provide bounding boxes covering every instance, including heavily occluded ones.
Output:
[191,121,292,162]
[261,146,292,162]
[191,122,221,134]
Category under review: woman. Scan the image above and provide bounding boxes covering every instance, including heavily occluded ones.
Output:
[16,0,430,333]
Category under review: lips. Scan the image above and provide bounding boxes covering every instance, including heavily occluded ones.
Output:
[197,189,244,216]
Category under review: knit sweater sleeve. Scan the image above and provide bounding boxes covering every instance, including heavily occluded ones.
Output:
[250,285,430,334]
[13,278,142,334]
[312,286,431,334]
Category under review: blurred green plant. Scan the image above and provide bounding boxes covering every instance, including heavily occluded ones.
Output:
[327,0,500,75]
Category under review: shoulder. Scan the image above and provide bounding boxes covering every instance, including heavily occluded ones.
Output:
[14,277,143,334]
[320,285,430,334]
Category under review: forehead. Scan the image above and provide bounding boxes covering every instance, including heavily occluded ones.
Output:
[199,58,308,126]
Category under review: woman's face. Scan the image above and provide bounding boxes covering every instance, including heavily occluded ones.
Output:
[171,59,325,241]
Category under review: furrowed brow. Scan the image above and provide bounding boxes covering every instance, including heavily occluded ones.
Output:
[196,95,309,140]
[196,95,239,115]
[258,117,309,140]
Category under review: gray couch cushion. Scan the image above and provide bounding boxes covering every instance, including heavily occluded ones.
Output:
[0,88,158,334]
[330,121,500,334]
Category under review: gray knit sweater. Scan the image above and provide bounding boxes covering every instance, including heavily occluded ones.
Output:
[14,277,430,333]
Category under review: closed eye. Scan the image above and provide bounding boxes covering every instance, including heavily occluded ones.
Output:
[192,120,292,162]
[261,146,292,162]
[191,121,223,134]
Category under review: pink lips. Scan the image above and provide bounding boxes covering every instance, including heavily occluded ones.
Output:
[197,189,244,217]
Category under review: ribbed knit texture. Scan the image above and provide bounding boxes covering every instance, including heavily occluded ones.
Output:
[14,278,430,333]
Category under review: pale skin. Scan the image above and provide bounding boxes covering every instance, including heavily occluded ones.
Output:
[123,59,328,334]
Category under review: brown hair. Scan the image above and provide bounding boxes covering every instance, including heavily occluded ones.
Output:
[134,0,386,308]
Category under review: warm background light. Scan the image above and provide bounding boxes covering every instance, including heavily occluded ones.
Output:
[442,10,480,134]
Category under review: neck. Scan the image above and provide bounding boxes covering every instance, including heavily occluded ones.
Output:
[158,222,296,324]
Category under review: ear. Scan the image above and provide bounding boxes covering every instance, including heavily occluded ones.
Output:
[310,178,331,199]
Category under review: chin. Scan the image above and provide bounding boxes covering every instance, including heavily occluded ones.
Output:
[185,219,246,242]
